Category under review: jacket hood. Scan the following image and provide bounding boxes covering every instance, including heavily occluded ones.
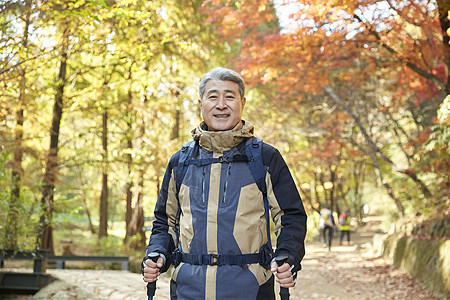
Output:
[191,120,254,153]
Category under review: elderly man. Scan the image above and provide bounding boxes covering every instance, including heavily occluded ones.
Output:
[143,67,307,299]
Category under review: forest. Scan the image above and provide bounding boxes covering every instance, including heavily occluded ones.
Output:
[1,0,449,255]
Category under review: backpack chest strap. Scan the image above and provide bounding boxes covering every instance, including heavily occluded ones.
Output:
[186,154,250,167]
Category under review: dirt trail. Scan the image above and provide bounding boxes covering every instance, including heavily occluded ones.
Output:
[284,215,438,300]
[9,215,439,299]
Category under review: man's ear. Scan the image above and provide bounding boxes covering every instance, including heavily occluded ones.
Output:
[198,99,202,107]
[241,97,246,109]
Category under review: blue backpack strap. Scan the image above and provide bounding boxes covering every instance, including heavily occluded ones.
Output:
[175,141,196,199]
[245,137,272,252]
[173,141,196,243]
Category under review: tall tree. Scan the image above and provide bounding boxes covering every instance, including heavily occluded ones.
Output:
[98,109,108,238]
[5,0,32,250]
[124,70,134,242]
[36,0,113,250]
[37,21,69,253]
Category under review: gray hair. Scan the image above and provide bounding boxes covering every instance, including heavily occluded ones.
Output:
[199,67,245,100]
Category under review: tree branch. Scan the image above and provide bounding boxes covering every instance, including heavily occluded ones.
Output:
[353,13,447,94]
[323,86,432,199]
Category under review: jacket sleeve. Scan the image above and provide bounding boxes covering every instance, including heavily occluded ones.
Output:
[263,143,307,272]
[145,151,180,273]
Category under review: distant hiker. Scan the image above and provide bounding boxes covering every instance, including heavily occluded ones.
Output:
[319,206,335,250]
[142,67,307,299]
[339,210,351,245]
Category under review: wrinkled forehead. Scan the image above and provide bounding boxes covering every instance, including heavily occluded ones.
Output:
[203,80,240,96]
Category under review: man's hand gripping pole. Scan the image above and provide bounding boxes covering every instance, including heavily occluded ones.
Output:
[275,255,291,300]
[146,253,160,300]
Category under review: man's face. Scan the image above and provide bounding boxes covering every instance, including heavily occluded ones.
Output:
[199,80,246,131]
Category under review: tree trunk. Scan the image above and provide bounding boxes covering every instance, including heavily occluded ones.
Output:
[350,138,405,217]
[82,195,96,234]
[98,111,108,238]
[329,168,336,212]
[6,109,23,249]
[75,165,96,234]
[127,169,146,249]
[170,77,181,140]
[171,108,180,140]
[126,92,147,246]
[124,88,133,242]
[124,145,133,241]
[6,0,32,250]
[367,144,405,216]
[355,163,364,222]
[37,48,67,253]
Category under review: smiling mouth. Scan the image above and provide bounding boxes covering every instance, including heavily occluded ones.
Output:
[214,114,230,118]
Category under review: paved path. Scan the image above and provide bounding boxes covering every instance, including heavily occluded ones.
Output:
[31,216,439,299]
[34,269,171,299]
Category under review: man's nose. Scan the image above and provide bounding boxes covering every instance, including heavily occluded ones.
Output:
[215,96,227,109]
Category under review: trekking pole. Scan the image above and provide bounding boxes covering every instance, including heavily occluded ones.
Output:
[146,253,160,300]
[275,255,290,300]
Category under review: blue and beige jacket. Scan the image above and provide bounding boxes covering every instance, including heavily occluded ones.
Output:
[147,120,307,299]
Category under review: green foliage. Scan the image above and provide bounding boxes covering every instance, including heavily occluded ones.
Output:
[0,149,41,250]
[0,151,12,246]
[95,236,124,256]
[1,0,227,250]
[1,0,448,254]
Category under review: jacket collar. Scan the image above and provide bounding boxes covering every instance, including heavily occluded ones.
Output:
[191,120,255,153]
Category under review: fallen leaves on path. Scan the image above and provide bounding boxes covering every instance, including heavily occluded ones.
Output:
[284,216,439,300]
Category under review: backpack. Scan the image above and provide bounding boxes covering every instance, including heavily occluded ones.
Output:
[339,213,347,225]
[173,137,273,253]
[322,209,333,227]
[323,212,329,223]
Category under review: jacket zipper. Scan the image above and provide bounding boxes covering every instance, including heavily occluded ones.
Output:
[222,163,232,203]
[202,166,206,203]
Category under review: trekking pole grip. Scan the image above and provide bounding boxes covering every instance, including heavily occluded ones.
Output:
[275,255,290,300]
[146,253,160,300]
